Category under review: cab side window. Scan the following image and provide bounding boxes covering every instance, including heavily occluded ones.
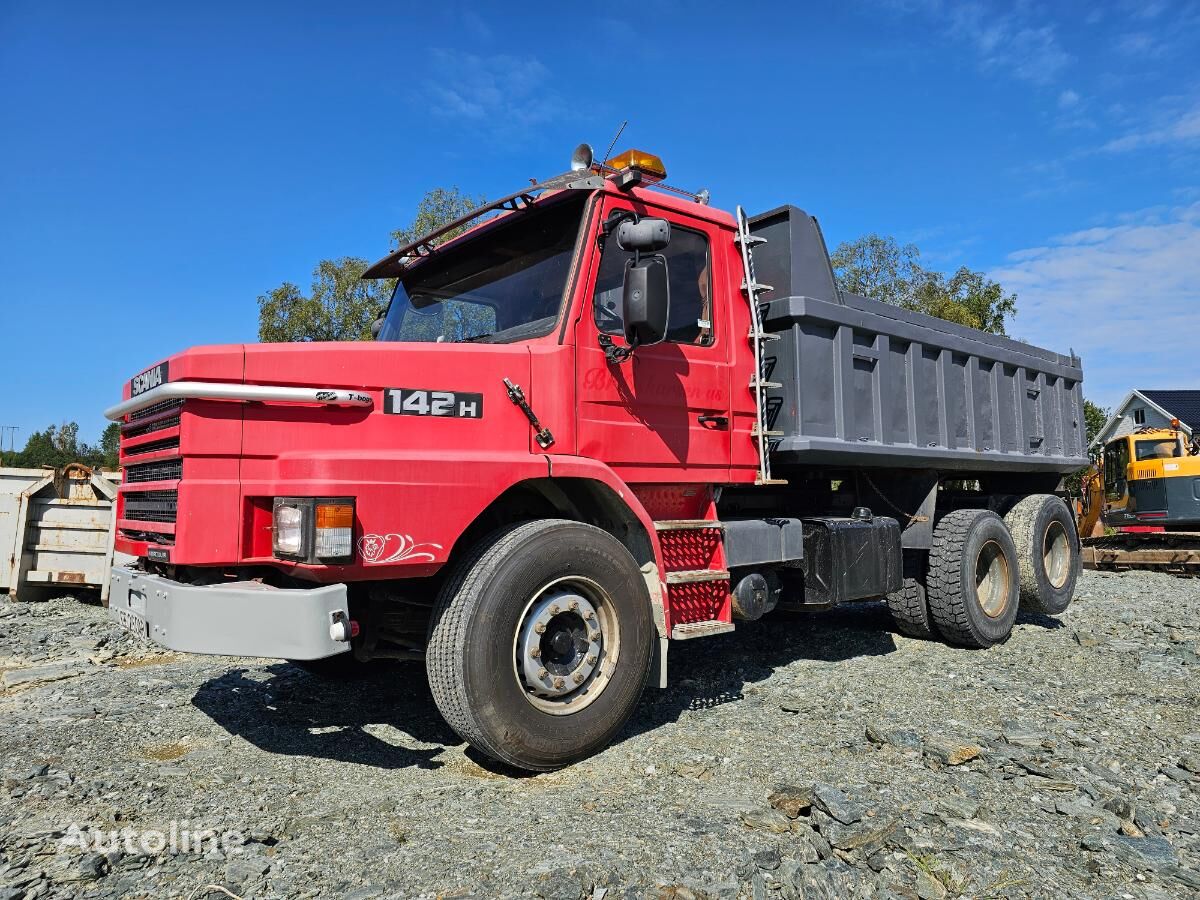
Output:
[592,220,714,346]
[1104,440,1129,500]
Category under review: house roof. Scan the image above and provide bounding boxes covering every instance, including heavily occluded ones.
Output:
[1140,390,1200,430]
[1090,388,1199,449]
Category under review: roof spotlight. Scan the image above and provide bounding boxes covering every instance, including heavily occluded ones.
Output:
[570,143,594,172]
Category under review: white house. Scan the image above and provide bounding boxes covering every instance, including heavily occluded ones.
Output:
[1091,389,1200,449]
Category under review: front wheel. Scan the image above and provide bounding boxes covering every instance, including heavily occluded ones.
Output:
[426,519,655,771]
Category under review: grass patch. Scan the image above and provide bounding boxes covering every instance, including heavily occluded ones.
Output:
[142,740,191,762]
[113,653,183,669]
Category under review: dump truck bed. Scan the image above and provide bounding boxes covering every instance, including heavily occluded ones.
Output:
[750,206,1088,475]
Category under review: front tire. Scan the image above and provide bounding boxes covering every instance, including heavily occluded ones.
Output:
[926,509,1020,648]
[1004,494,1079,615]
[426,519,655,771]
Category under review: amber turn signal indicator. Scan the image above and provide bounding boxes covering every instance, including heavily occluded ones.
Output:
[315,502,354,529]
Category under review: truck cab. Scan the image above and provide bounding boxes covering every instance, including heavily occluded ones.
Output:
[107,146,1088,770]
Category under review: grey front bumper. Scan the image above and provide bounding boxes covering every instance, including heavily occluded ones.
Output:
[107,566,351,660]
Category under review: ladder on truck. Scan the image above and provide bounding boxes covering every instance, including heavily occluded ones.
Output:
[734,206,786,486]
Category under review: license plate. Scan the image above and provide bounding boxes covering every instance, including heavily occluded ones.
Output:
[116,607,149,639]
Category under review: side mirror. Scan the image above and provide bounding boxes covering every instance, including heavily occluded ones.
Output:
[617,217,671,252]
[622,257,670,347]
[370,306,388,338]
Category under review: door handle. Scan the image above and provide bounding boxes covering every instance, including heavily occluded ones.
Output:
[698,415,729,428]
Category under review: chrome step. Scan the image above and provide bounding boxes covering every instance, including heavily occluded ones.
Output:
[749,330,782,342]
[750,379,782,390]
[740,279,775,295]
[665,568,730,585]
[654,519,726,531]
[751,425,783,437]
[733,232,767,247]
[672,621,736,640]
[755,476,789,486]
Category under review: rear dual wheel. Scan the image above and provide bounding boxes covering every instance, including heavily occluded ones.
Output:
[426,520,654,771]
[926,509,1020,648]
[885,561,935,640]
[1004,494,1079,615]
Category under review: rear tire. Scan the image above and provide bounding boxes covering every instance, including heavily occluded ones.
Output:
[1004,494,1079,615]
[886,557,935,639]
[426,519,655,771]
[926,509,1020,648]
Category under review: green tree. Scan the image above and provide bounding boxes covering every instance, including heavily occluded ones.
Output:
[99,422,121,469]
[258,187,486,343]
[258,257,393,343]
[6,421,118,470]
[830,233,925,309]
[831,234,1017,335]
[12,423,78,468]
[1083,399,1108,448]
[389,186,486,249]
[1062,399,1110,497]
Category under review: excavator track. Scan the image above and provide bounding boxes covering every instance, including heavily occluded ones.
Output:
[1081,531,1200,577]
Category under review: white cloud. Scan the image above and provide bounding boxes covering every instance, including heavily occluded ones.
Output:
[1102,101,1200,152]
[1058,89,1080,109]
[943,2,1071,85]
[422,51,564,131]
[991,203,1200,408]
[1121,0,1168,19]
[1115,31,1163,55]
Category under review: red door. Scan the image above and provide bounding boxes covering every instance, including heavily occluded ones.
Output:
[575,197,732,484]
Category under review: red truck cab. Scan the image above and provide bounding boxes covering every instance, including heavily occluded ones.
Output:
[106,147,1085,770]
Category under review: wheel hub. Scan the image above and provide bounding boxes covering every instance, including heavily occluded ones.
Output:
[517,589,603,699]
[1043,520,1070,589]
[974,539,1011,618]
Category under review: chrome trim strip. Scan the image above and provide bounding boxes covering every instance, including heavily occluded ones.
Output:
[105,381,373,420]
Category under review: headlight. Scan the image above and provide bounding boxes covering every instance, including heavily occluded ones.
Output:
[272,497,355,563]
[272,501,307,558]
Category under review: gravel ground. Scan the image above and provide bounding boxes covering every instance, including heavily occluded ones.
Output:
[1,570,1198,900]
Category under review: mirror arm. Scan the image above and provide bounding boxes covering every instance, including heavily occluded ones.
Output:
[598,333,635,365]
[598,210,638,252]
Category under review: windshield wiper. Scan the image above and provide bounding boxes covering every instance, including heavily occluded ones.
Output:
[458,332,495,343]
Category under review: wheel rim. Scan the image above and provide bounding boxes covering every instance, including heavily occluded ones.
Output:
[512,576,620,716]
[974,540,1011,618]
[1042,520,1070,589]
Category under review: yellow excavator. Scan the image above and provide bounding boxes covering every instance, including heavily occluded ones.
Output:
[1077,419,1200,574]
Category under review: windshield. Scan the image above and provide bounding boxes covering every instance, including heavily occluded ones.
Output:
[1135,438,1181,461]
[376,192,588,343]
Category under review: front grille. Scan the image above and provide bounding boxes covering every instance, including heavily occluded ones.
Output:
[130,398,184,421]
[121,392,184,536]
[122,490,178,523]
[124,414,181,440]
[124,436,180,458]
[125,398,183,439]
[125,458,182,483]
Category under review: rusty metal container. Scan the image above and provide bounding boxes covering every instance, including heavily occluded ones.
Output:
[1,464,129,602]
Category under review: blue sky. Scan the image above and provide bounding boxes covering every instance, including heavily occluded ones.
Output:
[2,0,1198,447]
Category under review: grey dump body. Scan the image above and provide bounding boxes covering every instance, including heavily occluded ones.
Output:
[749,206,1088,475]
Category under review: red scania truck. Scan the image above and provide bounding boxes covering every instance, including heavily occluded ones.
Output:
[106,147,1088,771]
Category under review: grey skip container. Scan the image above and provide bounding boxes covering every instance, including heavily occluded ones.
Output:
[749,206,1088,474]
